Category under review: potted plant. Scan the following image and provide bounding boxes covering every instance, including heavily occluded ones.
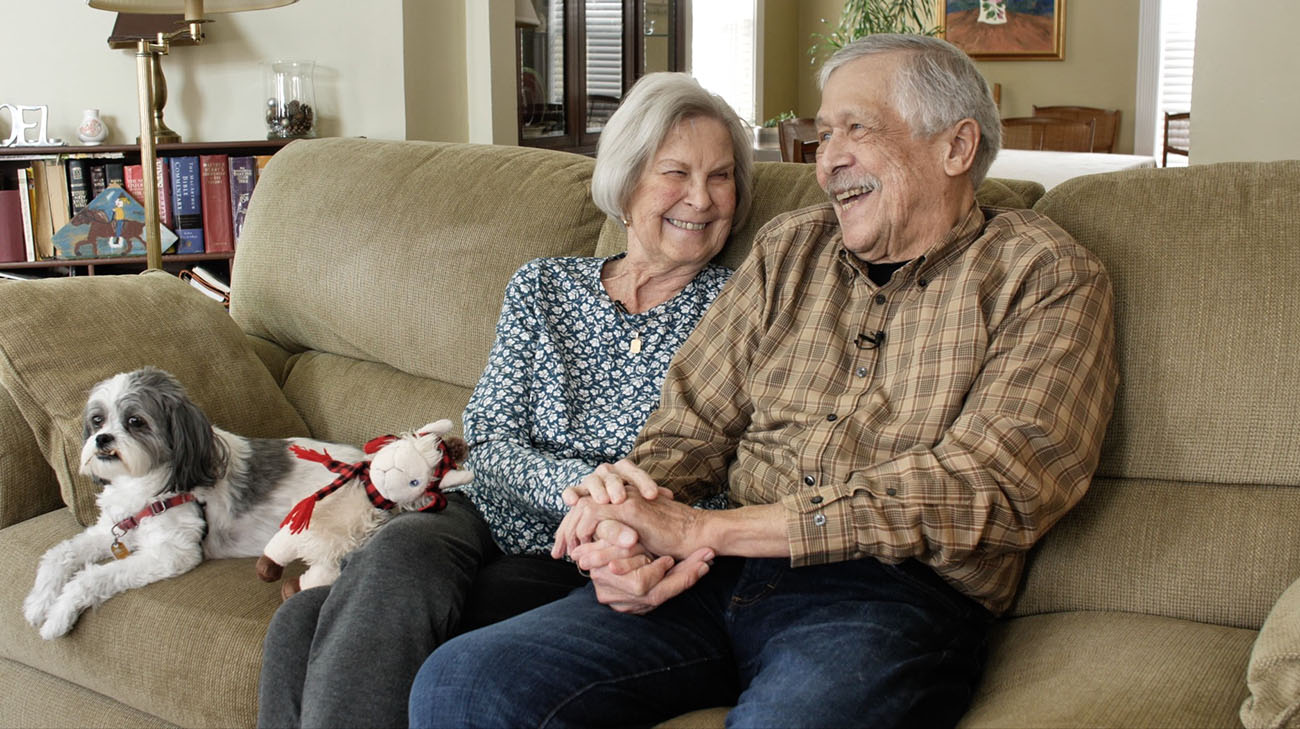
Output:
[808,0,943,65]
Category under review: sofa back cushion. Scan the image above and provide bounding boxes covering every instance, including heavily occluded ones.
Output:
[231,139,608,397]
[1013,161,1300,628]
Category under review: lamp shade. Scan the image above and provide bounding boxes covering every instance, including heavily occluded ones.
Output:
[87,0,297,14]
[515,0,541,28]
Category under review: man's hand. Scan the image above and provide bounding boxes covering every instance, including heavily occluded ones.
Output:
[561,459,672,506]
[553,483,702,561]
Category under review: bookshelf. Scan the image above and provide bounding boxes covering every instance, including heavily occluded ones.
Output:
[0,139,293,279]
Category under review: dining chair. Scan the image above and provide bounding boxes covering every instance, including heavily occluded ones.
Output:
[778,117,818,163]
[1162,111,1191,166]
[1001,116,1096,153]
[797,139,819,163]
[1031,105,1120,153]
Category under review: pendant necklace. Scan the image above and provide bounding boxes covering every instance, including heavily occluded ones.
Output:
[613,300,647,354]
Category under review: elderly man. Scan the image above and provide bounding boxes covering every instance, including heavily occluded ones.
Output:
[409,34,1117,729]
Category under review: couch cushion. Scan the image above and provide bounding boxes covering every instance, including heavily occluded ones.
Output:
[0,508,288,728]
[279,350,474,445]
[1034,161,1300,487]
[0,657,176,729]
[232,138,608,394]
[0,385,62,528]
[1242,575,1300,728]
[1010,476,1300,629]
[0,272,310,525]
[959,611,1254,729]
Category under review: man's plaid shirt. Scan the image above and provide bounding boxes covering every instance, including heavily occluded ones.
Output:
[630,201,1118,615]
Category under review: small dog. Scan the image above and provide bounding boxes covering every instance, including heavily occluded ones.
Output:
[23,367,365,639]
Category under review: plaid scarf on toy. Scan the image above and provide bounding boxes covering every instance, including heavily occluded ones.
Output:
[281,436,453,534]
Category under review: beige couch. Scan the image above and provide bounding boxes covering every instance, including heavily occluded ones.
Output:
[1,138,1297,729]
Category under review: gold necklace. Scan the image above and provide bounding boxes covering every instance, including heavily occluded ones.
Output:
[613,300,646,354]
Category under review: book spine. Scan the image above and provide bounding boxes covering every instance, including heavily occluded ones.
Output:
[0,189,26,263]
[28,162,54,260]
[16,168,36,261]
[124,164,145,204]
[42,160,72,236]
[169,156,203,254]
[199,154,234,253]
[104,162,126,189]
[228,156,258,246]
[89,164,107,199]
[66,158,91,215]
[155,157,173,229]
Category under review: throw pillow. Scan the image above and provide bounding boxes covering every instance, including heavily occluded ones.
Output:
[1242,576,1300,728]
[0,270,310,525]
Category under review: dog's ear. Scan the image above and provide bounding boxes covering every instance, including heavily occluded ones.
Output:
[166,393,227,491]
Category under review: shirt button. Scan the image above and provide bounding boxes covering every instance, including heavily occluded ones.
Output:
[803,475,816,486]
[826,413,837,422]
[813,514,827,527]
[855,366,868,378]
[886,487,897,496]
[917,278,928,288]
[810,495,823,504]
[874,293,886,305]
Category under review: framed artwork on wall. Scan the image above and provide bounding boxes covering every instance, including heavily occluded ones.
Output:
[941,0,1066,61]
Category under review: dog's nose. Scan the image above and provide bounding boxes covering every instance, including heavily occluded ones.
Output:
[95,433,115,448]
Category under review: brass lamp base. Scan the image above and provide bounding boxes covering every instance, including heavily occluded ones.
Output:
[134,48,182,146]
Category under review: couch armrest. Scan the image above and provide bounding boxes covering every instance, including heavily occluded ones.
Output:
[1242,576,1300,728]
[0,384,63,528]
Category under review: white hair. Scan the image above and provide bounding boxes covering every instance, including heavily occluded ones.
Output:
[592,72,753,231]
[819,34,1001,187]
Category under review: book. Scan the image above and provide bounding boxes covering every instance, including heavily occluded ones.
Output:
[66,158,92,215]
[0,189,26,263]
[255,154,275,176]
[169,156,203,254]
[179,266,231,307]
[104,162,126,189]
[124,164,145,203]
[26,162,55,260]
[41,160,72,240]
[228,156,257,246]
[155,157,174,229]
[89,164,107,198]
[16,167,36,261]
[51,185,178,259]
[199,154,234,252]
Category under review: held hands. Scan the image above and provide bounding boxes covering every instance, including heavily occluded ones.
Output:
[553,460,714,613]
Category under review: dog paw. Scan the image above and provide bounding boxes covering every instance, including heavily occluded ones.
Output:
[38,602,79,640]
[23,589,56,628]
[256,555,284,582]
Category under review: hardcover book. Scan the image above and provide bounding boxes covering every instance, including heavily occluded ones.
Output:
[124,164,145,205]
[89,164,107,198]
[104,162,126,189]
[169,155,203,254]
[0,189,26,263]
[155,157,174,228]
[27,162,55,260]
[42,159,72,238]
[66,158,92,215]
[50,186,178,259]
[16,168,35,261]
[199,154,234,253]
[228,156,257,245]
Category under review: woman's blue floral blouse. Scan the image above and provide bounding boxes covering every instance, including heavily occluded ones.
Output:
[459,255,731,555]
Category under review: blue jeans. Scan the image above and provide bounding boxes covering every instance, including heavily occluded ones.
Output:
[409,556,992,729]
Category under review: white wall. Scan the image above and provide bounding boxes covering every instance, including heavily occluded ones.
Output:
[2,0,410,145]
[1190,0,1300,164]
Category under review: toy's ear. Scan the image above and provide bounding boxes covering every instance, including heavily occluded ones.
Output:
[418,419,453,437]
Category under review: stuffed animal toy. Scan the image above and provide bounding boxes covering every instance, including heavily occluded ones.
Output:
[255,419,472,599]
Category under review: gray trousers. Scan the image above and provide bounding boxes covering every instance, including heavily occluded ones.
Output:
[256,493,586,729]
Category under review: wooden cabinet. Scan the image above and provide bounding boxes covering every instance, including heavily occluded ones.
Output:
[0,139,292,278]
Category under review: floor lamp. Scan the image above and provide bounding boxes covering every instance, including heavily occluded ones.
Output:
[87,0,298,270]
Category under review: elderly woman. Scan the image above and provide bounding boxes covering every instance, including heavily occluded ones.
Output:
[256,72,753,729]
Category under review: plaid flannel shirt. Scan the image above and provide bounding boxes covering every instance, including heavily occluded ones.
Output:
[630,202,1118,615]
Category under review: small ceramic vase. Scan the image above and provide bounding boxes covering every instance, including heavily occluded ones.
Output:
[77,109,108,145]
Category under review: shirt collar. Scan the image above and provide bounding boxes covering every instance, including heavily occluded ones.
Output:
[834,202,986,285]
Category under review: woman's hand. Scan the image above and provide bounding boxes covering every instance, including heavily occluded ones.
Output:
[586,546,716,614]
[562,459,672,506]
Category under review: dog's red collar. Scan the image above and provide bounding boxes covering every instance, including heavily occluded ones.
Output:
[111,493,198,540]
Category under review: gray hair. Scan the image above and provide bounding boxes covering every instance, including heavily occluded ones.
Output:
[818,34,1001,187]
[592,72,753,231]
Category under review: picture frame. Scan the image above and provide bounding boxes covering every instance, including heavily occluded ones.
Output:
[940,0,1066,61]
